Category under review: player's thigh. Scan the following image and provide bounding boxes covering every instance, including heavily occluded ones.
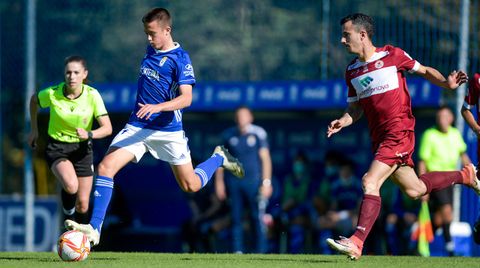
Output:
[391,165,425,198]
[97,147,136,177]
[76,175,93,206]
[362,160,397,194]
[51,159,78,193]
[147,130,192,165]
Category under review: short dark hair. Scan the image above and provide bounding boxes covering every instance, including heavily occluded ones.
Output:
[340,13,375,39]
[142,7,172,26]
[64,55,87,70]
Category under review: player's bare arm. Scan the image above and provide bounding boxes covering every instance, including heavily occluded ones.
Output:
[76,115,112,140]
[416,65,468,90]
[28,93,39,149]
[259,147,273,198]
[136,84,193,120]
[461,106,480,138]
[327,102,363,138]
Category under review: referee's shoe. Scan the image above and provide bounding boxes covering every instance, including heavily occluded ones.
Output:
[214,145,245,178]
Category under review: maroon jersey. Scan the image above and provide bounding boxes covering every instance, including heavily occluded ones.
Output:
[464,73,480,120]
[345,45,420,145]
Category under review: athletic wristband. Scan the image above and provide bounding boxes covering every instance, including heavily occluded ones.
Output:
[262,179,272,187]
[88,131,93,139]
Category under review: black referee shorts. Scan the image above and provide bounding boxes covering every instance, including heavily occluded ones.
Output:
[45,137,94,177]
[430,186,453,208]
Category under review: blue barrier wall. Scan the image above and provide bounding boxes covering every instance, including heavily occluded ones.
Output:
[93,78,442,112]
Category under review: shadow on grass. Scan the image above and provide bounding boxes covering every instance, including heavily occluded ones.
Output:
[0,256,119,262]
[179,257,336,264]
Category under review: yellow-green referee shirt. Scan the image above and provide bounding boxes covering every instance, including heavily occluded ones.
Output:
[418,126,466,171]
[37,82,108,143]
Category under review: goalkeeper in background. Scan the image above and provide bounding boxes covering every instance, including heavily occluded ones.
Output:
[28,55,112,225]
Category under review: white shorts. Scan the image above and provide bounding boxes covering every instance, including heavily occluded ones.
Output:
[109,124,192,165]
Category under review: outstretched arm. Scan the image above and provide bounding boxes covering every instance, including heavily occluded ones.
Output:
[415,65,468,90]
[136,84,193,120]
[462,105,480,138]
[327,101,363,138]
[28,94,39,149]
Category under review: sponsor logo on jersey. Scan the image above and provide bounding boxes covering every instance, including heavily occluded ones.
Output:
[351,66,399,99]
[183,64,195,77]
[159,56,168,67]
[359,76,373,87]
[140,67,160,81]
[374,60,384,69]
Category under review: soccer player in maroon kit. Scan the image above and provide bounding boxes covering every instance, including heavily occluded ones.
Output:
[461,72,480,244]
[326,13,479,260]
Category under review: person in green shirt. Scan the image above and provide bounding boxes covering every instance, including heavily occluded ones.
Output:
[28,55,112,224]
[418,105,471,256]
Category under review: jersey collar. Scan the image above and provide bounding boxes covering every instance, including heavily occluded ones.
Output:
[155,42,180,54]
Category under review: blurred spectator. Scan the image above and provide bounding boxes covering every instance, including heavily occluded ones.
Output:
[384,184,420,255]
[280,151,312,253]
[318,160,362,238]
[312,151,343,219]
[215,106,273,253]
[182,182,230,253]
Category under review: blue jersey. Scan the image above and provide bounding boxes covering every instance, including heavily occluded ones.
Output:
[128,43,196,131]
[222,124,269,181]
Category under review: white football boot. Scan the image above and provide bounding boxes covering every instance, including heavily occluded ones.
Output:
[64,219,100,246]
[213,145,245,178]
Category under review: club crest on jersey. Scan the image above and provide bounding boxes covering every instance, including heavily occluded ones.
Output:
[159,56,168,67]
[375,60,384,69]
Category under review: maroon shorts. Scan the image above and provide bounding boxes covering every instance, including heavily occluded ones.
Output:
[373,130,415,167]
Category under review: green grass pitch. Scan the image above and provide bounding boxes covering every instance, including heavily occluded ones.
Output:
[0,252,478,268]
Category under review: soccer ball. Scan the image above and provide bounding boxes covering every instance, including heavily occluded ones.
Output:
[57,230,91,261]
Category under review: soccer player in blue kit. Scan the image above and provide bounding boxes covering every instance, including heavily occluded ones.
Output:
[65,7,244,246]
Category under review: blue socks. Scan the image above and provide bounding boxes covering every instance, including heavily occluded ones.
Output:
[194,154,224,187]
[90,175,114,232]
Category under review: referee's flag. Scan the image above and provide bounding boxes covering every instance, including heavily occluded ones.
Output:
[411,200,434,257]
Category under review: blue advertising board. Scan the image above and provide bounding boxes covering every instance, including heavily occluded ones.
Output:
[93,78,441,112]
[0,197,59,251]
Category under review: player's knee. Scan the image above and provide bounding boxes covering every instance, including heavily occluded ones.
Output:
[97,161,115,177]
[404,189,422,200]
[361,175,379,194]
[75,202,89,214]
[63,182,78,194]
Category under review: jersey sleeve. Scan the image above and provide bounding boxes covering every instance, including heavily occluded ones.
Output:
[176,53,196,86]
[345,72,358,103]
[91,89,108,118]
[255,125,269,149]
[37,87,52,108]
[463,73,480,109]
[392,47,420,73]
